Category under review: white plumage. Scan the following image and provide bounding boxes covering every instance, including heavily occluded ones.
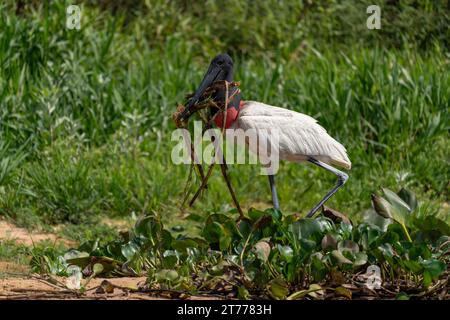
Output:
[232,101,351,170]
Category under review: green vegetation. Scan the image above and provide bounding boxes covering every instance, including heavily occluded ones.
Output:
[36,188,449,299]
[0,0,448,299]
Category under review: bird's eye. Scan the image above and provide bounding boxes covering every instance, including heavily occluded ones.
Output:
[217,60,224,65]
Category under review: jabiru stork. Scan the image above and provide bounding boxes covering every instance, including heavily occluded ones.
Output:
[179,54,351,218]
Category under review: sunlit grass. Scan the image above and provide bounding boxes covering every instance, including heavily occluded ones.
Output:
[0,1,448,232]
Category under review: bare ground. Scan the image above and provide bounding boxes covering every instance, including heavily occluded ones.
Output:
[0,218,220,300]
[0,219,76,247]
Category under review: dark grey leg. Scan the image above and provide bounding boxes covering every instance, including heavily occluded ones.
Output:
[306,158,348,218]
[268,174,280,210]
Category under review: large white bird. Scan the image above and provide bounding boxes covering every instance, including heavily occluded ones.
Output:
[179,54,351,218]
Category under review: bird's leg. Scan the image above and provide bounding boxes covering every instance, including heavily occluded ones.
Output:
[219,158,245,220]
[268,174,280,210]
[306,158,348,218]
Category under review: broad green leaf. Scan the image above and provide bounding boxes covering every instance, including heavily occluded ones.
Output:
[396,292,410,300]
[277,245,293,262]
[421,260,446,281]
[134,215,163,245]
[332,250,352,265]
[403,260,423,273]
[237,286,250,300]
[267,277,289,300]
[397,188,418,211]
[121,241,139,260]
[353,252,368,266]
[335,286,352,299]
[382,188,411,215]
[93,263,104,276]
[286,284,323,300]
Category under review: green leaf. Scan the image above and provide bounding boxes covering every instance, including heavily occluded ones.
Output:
[237,286,250,300]
[288,218,331,243]
[93,263,104,276]
[267,277,289,300]
[372,193,412,242]
[332,250,352,265]
[287,284,323,300]
[421,260,446,283]
[121,241,139,260]
[335,286,352,299]
[396,292,410,300]
[382,188,411,215]
[397,188,418,211]
[353,252,368,266]
[134,215,163,245]
[403,260,423,274]
[277,245,293,262]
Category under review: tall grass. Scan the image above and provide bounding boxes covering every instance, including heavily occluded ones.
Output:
[0,1,448,228]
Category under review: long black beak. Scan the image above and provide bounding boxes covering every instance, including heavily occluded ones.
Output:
[179,64,222,121]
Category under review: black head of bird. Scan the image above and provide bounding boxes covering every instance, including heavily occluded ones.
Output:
[180,53,241,122]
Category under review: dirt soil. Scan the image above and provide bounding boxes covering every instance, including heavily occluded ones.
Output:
[0,219,76,247]
[0,274,222,300]
[0,219,220,300]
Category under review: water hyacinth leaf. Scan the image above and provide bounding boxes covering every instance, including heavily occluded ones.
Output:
[166,270,179,282]
[338,220,353,239]
[414,216,450,237]
[353,252,368,266]
[332,250,352,265]
[93,263,104,276]
[248,208,266,222]
[421,260,446,283]
[396,292,410,300]
[372,193,412,241]
[382,188,411,215]
[277,245,293,262]
[338,240,359,254]
[289,218,330,243]
[335,286,352,299]
[162,250,179,268]
[134,215,163,244]
[237,286,250,300]
[121,241,140,260]
[307,284,324,298]
[265,208,282,221]
[64,250,89,261]
[403,260,423,274]
[155,269,178,282]
[267,277,289,300]
[362,209,391,232]
[286,284,323,300]
[397,188,418,211]
[253,241,271,262]
[311,255,327,281]
[322,234,338,251]
[219,233,232,251]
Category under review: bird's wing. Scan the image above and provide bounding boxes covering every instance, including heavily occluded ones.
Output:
[236,101,351,169]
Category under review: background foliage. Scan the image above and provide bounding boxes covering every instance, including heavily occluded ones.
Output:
[0,1,448,231]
